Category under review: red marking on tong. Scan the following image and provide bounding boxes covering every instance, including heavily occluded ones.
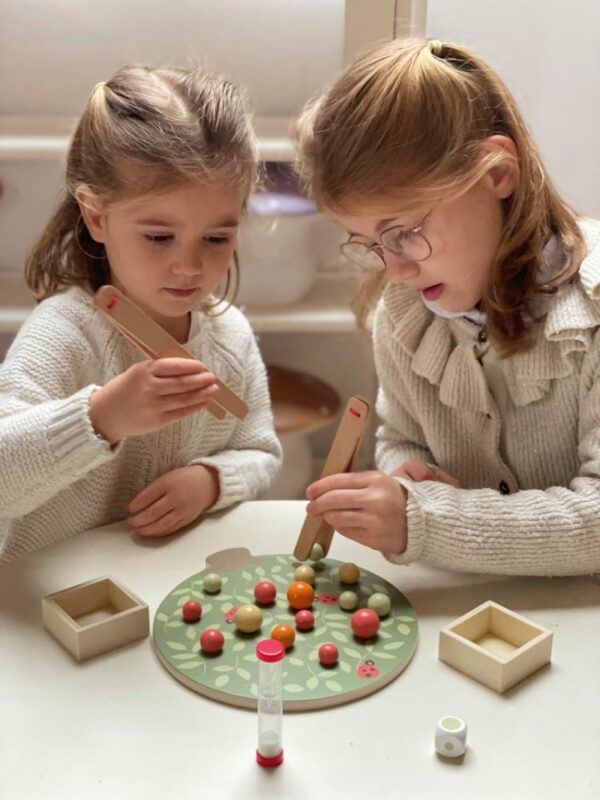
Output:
[349,407,361,418]
[106,296,118,309]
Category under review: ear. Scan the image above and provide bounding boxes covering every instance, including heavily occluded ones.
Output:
[481,135,519,199]
[74,185,107,244]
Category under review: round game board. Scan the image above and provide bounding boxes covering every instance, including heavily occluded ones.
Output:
[152,548,418,711]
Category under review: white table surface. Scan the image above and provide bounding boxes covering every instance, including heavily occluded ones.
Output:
[1,500,599,800]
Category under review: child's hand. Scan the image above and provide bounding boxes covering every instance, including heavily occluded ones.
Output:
[305,471,408,554]
[391,459,462,488]
[89,358,220,445]
[126,465,220,537]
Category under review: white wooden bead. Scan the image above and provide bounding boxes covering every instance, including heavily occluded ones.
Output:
[435,716,467,758]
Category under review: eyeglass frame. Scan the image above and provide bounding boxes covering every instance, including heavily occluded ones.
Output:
[339,209,433,272]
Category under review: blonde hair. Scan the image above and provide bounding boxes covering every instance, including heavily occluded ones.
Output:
[26,65,258,307]
[295,38,586,355]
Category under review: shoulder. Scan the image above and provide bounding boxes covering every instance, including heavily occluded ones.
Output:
[19,287,97,339]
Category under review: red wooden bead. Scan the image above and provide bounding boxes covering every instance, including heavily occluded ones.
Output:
[182,600,202,623]
[200,628,224,654]
[319,643,339,666]
[254,581,277,605]
[295,609,315,631]
[350,608,380,639]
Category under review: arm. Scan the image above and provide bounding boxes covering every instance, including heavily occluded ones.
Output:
[0,307,118,518]
[188,326,282,512]
[387,354,600,577]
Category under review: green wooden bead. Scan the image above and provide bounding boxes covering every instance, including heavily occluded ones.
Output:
[202,573,222,593]
[367,592,391,617]
[339,591,359,611]
[310,543,325,562]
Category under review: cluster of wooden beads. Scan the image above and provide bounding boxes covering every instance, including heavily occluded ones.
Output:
[181,574,227,654]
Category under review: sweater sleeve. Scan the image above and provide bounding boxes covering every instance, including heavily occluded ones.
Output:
[188,325,282,512]
[385,352,600,576]
[0,306,119,518]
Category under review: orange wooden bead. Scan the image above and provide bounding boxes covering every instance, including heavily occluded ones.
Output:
[286,581,314,610]
[271,624,296,649]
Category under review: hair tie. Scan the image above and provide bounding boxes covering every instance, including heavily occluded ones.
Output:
[92,81,106,95]
[428,39,444,57]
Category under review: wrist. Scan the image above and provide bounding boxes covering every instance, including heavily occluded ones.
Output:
[196,464,220,509]
[89,387,122,447]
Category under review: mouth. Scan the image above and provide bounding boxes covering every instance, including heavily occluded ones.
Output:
[419,283,444,301]
[164,287,200,298]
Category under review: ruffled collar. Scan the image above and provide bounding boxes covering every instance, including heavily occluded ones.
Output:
[382,218,600,413]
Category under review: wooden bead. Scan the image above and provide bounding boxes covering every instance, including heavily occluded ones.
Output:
[338,562,360,584]
[254,581,277,605]
[202,573,222,593]
[271,624,296,649]
[318,643,339,666]
[295,609,315,631]
[287,581,314,610]
[310,543,324,561]
[367,592,391,617]
[351,609,380,639]
[234,604,263,633]
[182,600,202,622]
[294,565,316,585]
[339,591,358,611]
[200,629,224,654]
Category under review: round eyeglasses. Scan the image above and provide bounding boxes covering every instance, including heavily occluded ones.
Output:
[340,210,433,272]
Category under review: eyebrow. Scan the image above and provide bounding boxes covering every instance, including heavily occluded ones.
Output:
[135,217,240,228]
[347,217,405,238]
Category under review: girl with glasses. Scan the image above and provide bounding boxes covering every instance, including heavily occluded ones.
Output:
[295,38,600,576]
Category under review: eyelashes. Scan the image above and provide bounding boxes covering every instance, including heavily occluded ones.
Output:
[143,234,232,246]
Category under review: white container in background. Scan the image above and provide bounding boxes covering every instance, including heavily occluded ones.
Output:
[237,192,319,306]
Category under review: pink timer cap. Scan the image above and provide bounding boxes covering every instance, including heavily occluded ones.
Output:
[256,639,285,663]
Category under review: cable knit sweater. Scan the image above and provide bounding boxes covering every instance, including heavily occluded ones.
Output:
[376,218,600,576]
[0,288,282,563]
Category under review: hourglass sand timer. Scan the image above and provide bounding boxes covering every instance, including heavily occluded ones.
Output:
[256,639,286,767]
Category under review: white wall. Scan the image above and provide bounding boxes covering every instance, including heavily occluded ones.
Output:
[427,0,600,218]
[0,0,344,117]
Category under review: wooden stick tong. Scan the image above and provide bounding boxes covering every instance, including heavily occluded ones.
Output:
[93,285,248,421]
[293,396,370,560]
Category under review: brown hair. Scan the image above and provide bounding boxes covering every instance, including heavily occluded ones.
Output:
[25,65,258,309]
[295,38,586,355]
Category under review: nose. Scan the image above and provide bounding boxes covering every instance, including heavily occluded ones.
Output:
[171,250,203,277]
[384,252,420,283]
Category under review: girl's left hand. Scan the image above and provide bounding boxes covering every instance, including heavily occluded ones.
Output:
[305,471,408,554]
[127,465,220,537]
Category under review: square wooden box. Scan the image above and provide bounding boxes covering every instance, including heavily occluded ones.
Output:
[438,600,553,693]
[42,576,149,662]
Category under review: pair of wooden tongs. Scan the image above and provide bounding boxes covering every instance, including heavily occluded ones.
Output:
[93,285,248,421]
[293,396,370,560]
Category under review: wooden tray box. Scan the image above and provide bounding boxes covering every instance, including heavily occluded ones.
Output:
[42,576,149,662]
[438,600,553,693]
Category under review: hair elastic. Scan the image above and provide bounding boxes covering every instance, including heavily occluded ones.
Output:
[428,39,444,57]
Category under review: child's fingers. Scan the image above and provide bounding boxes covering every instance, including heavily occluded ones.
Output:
[127,480,167,514]
[128,493,172,528]
[161,384,220,411]
[150,358,209,377]
[132,509,183,537]
[306,471,375,500]
[155,371,217,396]
[306,488,364,517]
[322,510,369,530]
[432,467,462,488]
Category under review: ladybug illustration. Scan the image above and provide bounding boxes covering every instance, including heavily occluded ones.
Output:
[316,593,339,605]
[224,607,238,623]
[357,659,379,679]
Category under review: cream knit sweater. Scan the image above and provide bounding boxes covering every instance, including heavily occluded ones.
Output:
[376,218,600,576]
[0,288,282,563]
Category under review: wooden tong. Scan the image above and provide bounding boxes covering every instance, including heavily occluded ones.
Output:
[93,285,248,421]
[293,396,370,560]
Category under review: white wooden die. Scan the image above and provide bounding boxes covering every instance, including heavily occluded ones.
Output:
[435,716,467,758]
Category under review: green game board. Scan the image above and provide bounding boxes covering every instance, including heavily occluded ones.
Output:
[153,549,418,711]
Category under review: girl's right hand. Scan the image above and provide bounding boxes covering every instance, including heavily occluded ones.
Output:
[390,459,462,488]
[89,358,220,445]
